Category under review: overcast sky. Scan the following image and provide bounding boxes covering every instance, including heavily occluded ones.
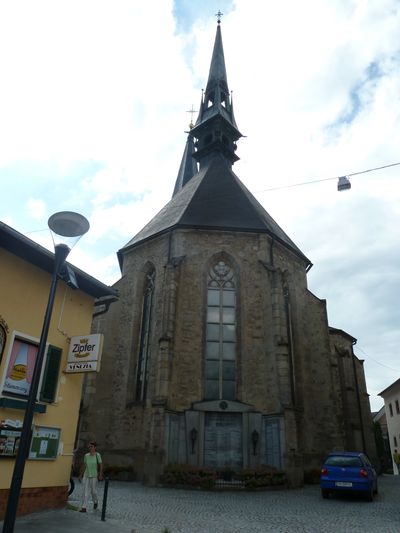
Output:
[1,0,399,411]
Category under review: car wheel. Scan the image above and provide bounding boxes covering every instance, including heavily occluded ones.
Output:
[365,486,374,502]
[321,489,329,499]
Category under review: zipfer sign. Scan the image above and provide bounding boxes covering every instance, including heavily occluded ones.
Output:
[65,333,104,373]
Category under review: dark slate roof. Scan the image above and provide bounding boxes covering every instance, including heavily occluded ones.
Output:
[120,155,311,267]
[0,221,118,299]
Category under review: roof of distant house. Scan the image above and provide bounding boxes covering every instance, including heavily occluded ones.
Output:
[379,378,400,398]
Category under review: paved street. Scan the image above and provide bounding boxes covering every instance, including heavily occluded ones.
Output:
[4,474,400,533]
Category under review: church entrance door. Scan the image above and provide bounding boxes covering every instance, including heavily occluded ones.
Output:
[204,412,242,469]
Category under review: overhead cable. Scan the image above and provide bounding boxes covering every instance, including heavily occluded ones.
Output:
[256,161,400,193]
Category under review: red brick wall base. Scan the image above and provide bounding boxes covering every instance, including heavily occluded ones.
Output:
[0,485,68,520]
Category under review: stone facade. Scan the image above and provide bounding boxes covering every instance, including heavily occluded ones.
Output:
[79,229,376,485]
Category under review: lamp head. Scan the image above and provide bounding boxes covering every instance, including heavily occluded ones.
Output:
[48,211,90,250]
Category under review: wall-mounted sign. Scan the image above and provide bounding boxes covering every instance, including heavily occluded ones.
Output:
[1,418,22,429]
[29,426,61,460]
[65,334,104,373]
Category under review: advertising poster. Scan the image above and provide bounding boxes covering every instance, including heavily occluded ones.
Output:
[3,339,38,396]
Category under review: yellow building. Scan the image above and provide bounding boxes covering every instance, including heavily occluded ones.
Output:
[0,221,117,518]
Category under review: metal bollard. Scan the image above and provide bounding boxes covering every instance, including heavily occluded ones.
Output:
[101,477,109,521]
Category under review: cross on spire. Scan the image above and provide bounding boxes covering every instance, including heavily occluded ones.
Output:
[215,10,223,24]
[186,104,198,129]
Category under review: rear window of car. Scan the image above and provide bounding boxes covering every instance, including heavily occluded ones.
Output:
[324,456,362,467]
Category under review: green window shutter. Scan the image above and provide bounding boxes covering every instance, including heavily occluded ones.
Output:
[40,345,62,403]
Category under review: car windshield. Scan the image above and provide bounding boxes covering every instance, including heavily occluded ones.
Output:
[325,456,362,467]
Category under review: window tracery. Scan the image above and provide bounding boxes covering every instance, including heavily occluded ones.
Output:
[205,260,236,400]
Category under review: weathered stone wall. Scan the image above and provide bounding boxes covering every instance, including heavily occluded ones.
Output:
[355,357,377,462]
[328,330,377,463]
[80,226,375,484]
[80,235,172,479]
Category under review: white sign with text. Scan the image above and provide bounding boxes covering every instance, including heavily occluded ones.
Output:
[65,334,103,373]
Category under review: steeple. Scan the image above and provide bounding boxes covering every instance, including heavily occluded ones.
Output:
[172,133,198,197]
[190,20,242,170]
[119,19,311,271]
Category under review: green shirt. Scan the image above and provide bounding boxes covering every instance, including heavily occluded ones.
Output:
[84,452,102,478]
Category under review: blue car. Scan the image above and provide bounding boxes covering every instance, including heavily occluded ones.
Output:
[320,451,378,501]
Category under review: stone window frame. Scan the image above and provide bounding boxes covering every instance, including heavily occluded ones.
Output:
[204,254,238,401]
[135,266,155,402]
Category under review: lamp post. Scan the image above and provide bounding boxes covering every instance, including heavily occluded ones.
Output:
[2,212,89,533]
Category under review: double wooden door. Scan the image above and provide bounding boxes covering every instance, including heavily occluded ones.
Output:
[204,412,243,469]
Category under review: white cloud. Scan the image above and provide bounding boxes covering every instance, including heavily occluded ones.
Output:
[26,198,46,220]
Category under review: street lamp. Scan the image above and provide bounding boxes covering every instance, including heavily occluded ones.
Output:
[2,212,89,533]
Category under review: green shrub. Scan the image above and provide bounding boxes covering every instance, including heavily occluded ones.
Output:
[235,465,287,488]
[160,464,217,488]
[304,468,321,484]
[103,464,135,480]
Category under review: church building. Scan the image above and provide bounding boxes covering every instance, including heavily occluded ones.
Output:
[79,21,376,486]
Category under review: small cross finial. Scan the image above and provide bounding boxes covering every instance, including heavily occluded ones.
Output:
[186,104,198,129]
[215,10,223,24]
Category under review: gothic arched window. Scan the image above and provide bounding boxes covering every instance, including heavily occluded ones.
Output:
[205,260,236,400]
[135,268,155,401]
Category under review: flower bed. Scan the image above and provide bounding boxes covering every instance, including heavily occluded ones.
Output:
[234,465,287,488]
[303,468,322,485]
[161,464,217,489]
[160,464,287,490]
[103,464,136,481]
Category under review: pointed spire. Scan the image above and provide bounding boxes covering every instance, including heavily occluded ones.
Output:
[191,21,242,170]
[172,133,198,197]
[206,23,228,95]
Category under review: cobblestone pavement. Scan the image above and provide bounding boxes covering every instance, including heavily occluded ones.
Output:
[67,474,400,533]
